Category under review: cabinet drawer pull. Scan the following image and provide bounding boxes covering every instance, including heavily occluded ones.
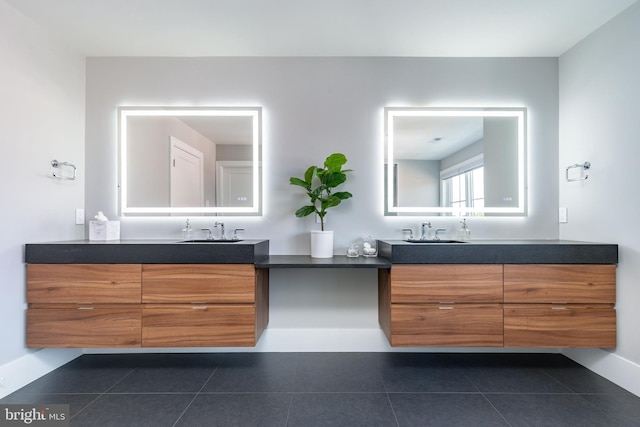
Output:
[77,307,94,310]
[439,306,454,310]
[551,307,567,310]
[192,305,208,310]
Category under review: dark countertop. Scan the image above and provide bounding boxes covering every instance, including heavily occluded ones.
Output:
[25,239,269,264]
[255,255,391,268]
[377,239,618,264]
[24,239,618,266]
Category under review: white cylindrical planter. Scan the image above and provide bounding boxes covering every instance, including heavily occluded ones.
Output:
[310,230,334,258]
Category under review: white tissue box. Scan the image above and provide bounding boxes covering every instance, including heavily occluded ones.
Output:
[89,220,120,241]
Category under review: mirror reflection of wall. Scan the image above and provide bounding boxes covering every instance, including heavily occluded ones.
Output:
[119,107,262,216]
[385,107,526,216]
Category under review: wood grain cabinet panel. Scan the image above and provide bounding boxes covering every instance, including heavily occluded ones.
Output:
[504,264,615,303]
[380,264,504,347]
[141,264,269,347]
[504,304,616,348]
[390,303,503,347]
[391,264,503,303]
[142,264,255,303]
[27,305,141,348]
[27,264,141,303]
[142,304,256,347]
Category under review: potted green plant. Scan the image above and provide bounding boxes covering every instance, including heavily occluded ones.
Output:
[289,152,353,257]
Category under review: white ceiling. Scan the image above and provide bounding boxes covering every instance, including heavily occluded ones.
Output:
[4,0,637,57]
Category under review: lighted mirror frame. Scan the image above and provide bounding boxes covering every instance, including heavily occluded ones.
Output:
[119,106,262,216]
[385,107,527,216]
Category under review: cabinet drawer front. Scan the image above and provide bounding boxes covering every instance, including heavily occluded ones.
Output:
[391,304,503,347]
[142,305,256,347]
[27,264,142,303]
[391,265,503,303]
[142,265,255,303]
[27,306,141,348]
[504,304,616,348]
[504,264,616,303]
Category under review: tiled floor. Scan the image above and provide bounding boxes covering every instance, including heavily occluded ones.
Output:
[2,352,639,426]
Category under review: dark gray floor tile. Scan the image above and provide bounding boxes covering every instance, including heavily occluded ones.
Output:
[487,393,623,427]
[203,352,298,392]
[452,352,571,369]
[463,366,572,393]
[389,393,509,427]
[581,393,640,427]
[293,353,386,392]
[108,366,214,393]
[70,393,194,427]
[382,365,476,392]
[13,366,134,394]
[545,365,633,394]
[0,393,98,417]
[126,353,223,368]
[288,393,397,427]
[174,393,291,427]
[381,353,476,392]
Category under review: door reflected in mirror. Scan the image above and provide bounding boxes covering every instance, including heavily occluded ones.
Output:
[119,107,262,216]
[385,107,526,216]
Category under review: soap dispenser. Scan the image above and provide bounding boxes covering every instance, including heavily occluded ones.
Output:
[182,219,193,239]
[458,219,470,241]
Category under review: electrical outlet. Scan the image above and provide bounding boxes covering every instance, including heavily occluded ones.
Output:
[559,207,568,223]
[75,208,85,225]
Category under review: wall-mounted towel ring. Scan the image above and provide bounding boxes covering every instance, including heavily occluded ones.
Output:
[51,159,77,180]
[565,161,590,182]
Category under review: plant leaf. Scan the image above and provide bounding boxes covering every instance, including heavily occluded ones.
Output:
[332,191,352,200]
[295,205,317,217]
[289,177,310,189]
[324,153,347,171]
[322,172,346,188]
[304,166,317,184]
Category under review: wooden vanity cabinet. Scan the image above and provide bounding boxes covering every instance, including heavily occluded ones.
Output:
[379,265,504,347]
[26,263,269,348]
[503,264,616,347]
[141,265,269,347]
[26,264,142,347]
[380,263,616,348]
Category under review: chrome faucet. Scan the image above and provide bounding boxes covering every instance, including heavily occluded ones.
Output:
[214,221,226,240]
[201,228,214,240]
[402,228,414,240]
[434,228,446,241]
[420,222,432,240]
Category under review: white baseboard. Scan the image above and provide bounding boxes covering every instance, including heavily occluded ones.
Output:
[562,348,640,397]
[0,349,82,399]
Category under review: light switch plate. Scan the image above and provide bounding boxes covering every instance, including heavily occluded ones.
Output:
[559,207,568,223]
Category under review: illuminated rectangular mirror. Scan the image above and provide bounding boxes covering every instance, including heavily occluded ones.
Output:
[385,107,526,216]
[119,107,262,216]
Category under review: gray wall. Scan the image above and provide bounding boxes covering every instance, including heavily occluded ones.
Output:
[559,1,640,395]
[0,0,85,378]
[86,57,559,248]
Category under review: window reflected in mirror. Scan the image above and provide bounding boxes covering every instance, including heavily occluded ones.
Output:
[119,107,262,216]
[385,107,526,216]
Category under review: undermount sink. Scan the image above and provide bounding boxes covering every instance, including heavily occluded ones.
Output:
[179,239,242,243]
[404,239,468,244]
